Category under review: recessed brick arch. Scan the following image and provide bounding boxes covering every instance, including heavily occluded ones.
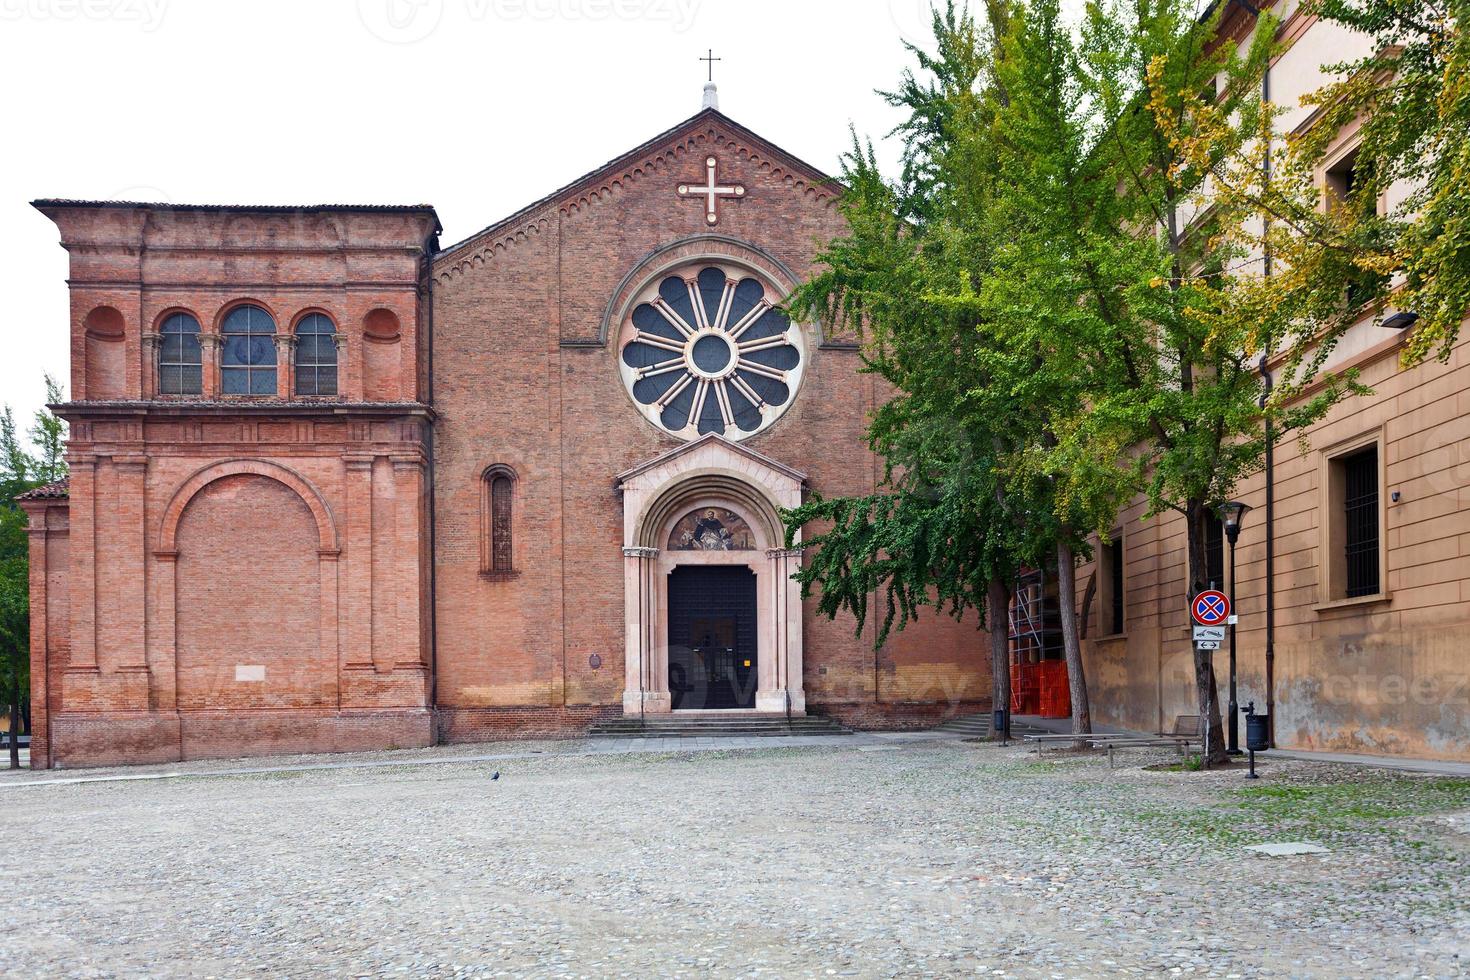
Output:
[157,459,339,555]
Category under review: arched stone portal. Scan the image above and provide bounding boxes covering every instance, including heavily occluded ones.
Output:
[615,434,806,716]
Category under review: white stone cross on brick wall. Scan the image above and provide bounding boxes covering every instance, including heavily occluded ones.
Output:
[677,155,745,225]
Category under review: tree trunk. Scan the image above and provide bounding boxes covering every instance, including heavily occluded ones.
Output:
[1186,500,1228,765]
[1055,538,1091,737]
[987,576,1012,740]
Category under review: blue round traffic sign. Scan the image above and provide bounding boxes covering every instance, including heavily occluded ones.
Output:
[1191,590,1230,626]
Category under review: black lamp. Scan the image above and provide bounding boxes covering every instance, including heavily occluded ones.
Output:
[1219,500,1251,753]
[1221,500,1252,544]
[1382,311,1418,330]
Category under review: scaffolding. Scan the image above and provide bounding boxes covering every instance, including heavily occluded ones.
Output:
[1008,568,1070,719]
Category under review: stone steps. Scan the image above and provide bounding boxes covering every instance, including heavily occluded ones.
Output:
[932,713,1051,739]
[587,715,852,739]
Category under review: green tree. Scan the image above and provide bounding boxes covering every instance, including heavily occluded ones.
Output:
[28,374,67,484]
[0,507,27,769]
[998,0,1362,761]
[783,4,1096,737]
[1161,0,1469,371]
[793,0,1373,762]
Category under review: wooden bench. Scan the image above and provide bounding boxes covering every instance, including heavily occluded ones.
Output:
[1022,716,1205,764]
[1095,715,1203,768]
[1022,731,1152,755]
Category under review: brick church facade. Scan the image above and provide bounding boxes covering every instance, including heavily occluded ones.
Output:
[20,106,990,768]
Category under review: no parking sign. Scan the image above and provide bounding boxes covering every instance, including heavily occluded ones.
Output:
[1191,590,1230,648]
[1191,590,1230,626]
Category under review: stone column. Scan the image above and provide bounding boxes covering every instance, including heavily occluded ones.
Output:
[757,547,806,714]
[199,333,221,398]
[622,546,669,715]
[274,334,296,400]
[333,333,347,399]
[140,332,161,399]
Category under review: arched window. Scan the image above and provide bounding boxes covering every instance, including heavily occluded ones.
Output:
[158,312,202,395]
[480,466,516,576]
[221,304,277,395]
[293,313,338,396]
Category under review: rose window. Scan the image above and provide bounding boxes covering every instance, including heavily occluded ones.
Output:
[618,264,805,440]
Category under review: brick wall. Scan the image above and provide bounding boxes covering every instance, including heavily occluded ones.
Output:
[27,202,439,768]
[430,111,992,737]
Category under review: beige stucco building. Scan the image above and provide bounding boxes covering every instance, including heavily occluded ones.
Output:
[1071,0,1469,763]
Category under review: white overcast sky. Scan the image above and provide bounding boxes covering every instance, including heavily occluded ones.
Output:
[0,0,1051,427]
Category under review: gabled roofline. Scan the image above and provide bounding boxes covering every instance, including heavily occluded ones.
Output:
[436,107,844,263]
[614,432,809,488]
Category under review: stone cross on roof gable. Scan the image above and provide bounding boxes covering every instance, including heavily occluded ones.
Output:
[677,155,745,225]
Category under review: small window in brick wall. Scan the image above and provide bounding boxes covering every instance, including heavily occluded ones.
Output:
[158,312,203,395]
[294,313,338,396]
[481,466,516,577]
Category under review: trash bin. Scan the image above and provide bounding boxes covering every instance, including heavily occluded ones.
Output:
[1246,712,1270,752]
[993,707,1008,736]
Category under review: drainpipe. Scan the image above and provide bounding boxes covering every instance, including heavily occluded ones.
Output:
[1259,53,1277,747]
[423,233,441,744]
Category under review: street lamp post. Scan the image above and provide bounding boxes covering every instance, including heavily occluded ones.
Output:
[1221,500,1252,755]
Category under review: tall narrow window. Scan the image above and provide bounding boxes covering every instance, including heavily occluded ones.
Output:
[1204,511,1225,591]
[1098,536,1126,635]
[1325,148,1381,308]
[491,476,513,572]
[1108,536,1125,634]
[158,312,202,395]
[221,304,277,395]
[1342,447,1380,597]
[294,313,338,396]
[480,466,516,576]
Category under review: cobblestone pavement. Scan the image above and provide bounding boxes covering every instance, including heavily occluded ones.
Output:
[1,738,1466,978]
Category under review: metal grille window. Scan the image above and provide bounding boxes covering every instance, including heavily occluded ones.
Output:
[490,475,513,573]
[221,304,277,395]
[1108,536,1125,634]
[1204,512,1224,591]
[1343,447,1380,597]
[293,313,337,396]
[158,312,202,395]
